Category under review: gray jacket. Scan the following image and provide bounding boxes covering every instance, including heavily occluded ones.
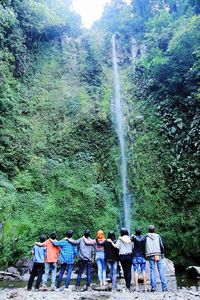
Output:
[146,233,164,257]
[68,237,95,261]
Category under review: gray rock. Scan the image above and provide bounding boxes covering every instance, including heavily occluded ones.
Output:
[15,258,31,275]
[7,267,18,275]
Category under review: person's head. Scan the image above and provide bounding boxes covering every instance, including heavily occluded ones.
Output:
[84,229,90,238]
[107,231,116,241]
[40,234,46,243]
[50,231,57,240]
[148,225,155,233]
[135,227,142,236]
[96,230,105,241]
[120,228,129,236]
[66,230,73,238]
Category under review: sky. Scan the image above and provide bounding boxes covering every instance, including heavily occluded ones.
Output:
[72,0,111,28]
[72,0,131,29]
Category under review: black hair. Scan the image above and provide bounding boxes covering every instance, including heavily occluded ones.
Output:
[66,230,73,238]
[120,228,129,236]
[50,231,57,240]
[148,225,155,233]
[135,228,142,235]
[107,231,116,241]
[40,234,46,243]
[84,229,90,238]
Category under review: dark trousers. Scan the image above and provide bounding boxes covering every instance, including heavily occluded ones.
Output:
[120,254,132,289]
[27,262,44,290]
[76,260,92,287]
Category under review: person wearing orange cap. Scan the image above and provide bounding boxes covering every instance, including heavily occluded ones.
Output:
[84,229,107,286]
[95,230,107,286]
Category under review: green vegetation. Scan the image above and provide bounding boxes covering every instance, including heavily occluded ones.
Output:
[0,0,200,268]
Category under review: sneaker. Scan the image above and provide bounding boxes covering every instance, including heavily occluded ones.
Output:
[55,288,60,292]
[151,289,156,292]
[49,285,56,291]
[75,286,80,292]
[163,288,169,292]
[86,286,92,292]
[63,288,69,292]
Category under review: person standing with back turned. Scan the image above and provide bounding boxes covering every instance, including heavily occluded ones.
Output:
[132,228,147,292]
[146,225,168,292]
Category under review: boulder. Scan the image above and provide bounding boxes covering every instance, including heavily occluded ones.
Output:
[15,258,32,275]
[186,266,200,278]
[7,267,18,275]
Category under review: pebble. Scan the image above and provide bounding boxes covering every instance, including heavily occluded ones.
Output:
[0,286,199,300]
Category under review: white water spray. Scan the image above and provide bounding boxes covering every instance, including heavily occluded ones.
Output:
[112,35,131,233]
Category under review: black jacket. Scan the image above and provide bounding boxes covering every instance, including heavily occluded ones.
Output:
[97,240,119,262]
[131,235,146,257]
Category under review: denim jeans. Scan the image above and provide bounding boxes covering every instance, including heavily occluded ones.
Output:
[148,256,168,291]
[42,262,57,287]
[132,256,146,272]
[108,261,117,289]
[96,251,106,282]
[56,263,73,288]
[27,262,44,290]
[76,260,92,287]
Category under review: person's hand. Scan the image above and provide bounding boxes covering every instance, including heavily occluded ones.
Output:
[107,239,112,243]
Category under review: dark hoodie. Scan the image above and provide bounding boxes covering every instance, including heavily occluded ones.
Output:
[132,235,146,257]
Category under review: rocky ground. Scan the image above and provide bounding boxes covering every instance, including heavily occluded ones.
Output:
[0,286,199,300]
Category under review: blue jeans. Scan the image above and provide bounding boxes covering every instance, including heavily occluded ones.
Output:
[42,262,57,287]
[148,257,168,291]
[76,260,92,287]
[57,263,73,288]
[96,251,106,282]
[108,261,117,289]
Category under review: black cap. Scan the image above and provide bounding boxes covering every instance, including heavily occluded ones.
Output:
[135,228,142,235]
[84,229,90,238]
[66,230,73,238]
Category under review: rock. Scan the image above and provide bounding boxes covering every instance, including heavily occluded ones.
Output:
[131,37,140,59]
[7,267,18,275]
[9,291,19,298]
[186,266,200,278]
[16,258,32,275]
[0,271,21,281]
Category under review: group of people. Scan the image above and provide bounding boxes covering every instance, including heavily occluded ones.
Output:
[27,224,168,293]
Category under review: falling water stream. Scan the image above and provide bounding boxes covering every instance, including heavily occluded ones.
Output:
[112,35,131,233]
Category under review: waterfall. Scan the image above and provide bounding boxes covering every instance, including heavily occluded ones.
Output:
[112,35,131,233]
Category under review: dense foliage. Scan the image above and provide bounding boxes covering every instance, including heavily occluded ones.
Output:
[0,1,120,266]
[0,0,199,268]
